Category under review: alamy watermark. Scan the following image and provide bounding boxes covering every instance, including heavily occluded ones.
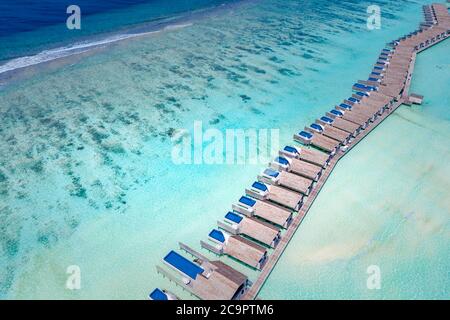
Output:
[66,5,81,30]
[366,265,381,290]
[367,5,381,30]
[66,265,81,290]
[171,121,280,165]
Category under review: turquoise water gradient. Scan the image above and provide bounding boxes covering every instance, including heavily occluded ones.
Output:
[0,0,448,299]
[0,0,239,63]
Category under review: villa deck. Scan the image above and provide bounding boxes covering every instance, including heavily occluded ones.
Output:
[294,131,340,153]
[275,157,323,181]
[336,104,376,119]
[200,229,268,270]
[186,262,245,300]
[297,147,331,167]
[232,197,293,228]
[238,217,280,247]
[378,85,403,99]
[352,101,384,115]
[218,212,281,248]
[258,169,313,195]
[310,133,341,153]
[334,110,368,126]
[223,236,267,270]
[157,246,250,300]
[246,183,303,211]
[321,116,361,134]
[307,124,351,144]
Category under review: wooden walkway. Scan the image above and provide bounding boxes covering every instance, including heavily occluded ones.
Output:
[154,4,448,300]
[242,99,407,299]
[244,98,418,298]
[243,50,419,301]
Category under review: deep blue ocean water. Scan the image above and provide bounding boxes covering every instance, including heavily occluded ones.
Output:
[0,0,152,36]
[0,0,236,62]
[0,0,234,36]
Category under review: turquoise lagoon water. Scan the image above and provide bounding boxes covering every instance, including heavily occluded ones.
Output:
[0,0,448,299]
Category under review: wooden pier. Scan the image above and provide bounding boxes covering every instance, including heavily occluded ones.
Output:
[242,97,409,299]
[243,16,425,299]
[154,4,449,300]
